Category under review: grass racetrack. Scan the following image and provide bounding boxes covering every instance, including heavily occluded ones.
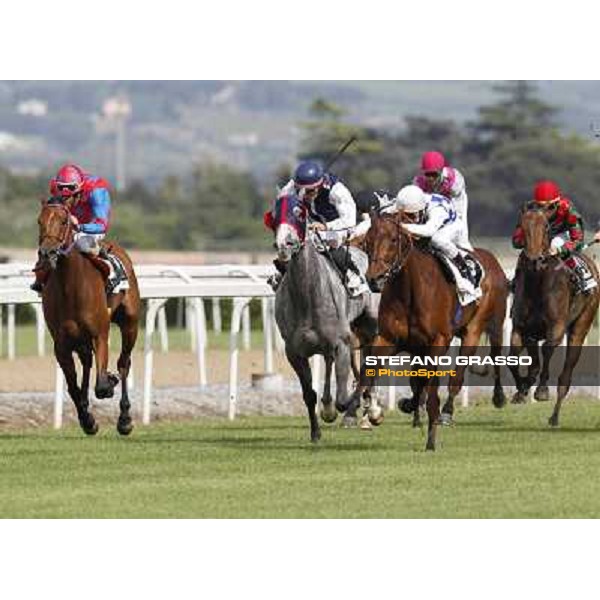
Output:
[3,400,600,518]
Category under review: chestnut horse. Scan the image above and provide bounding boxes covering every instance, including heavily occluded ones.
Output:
[338,210,508,451]
[508,207,599,426]
[37,200,141,435]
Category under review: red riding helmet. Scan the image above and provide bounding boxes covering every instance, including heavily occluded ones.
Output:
[53,164,85,198]
[533,180,561,204]
[421,151,446,174]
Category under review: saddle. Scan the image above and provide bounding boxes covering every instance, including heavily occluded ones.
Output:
[85,245,129,294]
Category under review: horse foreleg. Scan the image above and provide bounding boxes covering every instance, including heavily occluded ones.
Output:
[508,329,534,404]
[57,344,97,435]
[92,319,116,400]
[286,349,320,443]
[425,339,450,451]
[533,319,565,402]
[320,354,338,424]
[549,331,584,428]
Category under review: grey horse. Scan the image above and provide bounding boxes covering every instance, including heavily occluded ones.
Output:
[275,212,379,442]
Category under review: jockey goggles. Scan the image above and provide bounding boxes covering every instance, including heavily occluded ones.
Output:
[56,182,82,194]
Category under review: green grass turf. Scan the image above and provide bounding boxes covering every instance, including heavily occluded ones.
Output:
[2,400,600,518]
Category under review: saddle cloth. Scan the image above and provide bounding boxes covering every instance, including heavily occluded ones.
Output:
[86,252,130,294]
[432,250,485,307]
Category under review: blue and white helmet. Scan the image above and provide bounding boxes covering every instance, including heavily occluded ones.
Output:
[293,161,325,189]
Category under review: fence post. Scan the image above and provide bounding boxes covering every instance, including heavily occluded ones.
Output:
[143,298,166,425]
[34,303,45,357]
[229,297,251,420]
[7,303,15,360]
[54,363,64,429]
[261,297,274,373]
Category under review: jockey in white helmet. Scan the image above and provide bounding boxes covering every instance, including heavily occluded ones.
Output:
[394,185,480,298]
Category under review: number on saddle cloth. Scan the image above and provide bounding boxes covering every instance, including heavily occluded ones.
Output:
[86,248,129,294]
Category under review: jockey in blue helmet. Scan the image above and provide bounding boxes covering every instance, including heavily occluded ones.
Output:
[269,160,370,296]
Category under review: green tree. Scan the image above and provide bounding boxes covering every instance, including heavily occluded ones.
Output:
[468,80,559,155]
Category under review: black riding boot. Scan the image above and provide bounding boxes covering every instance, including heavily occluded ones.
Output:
[453,254,474,285]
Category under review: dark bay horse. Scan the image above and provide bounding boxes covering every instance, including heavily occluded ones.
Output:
[509,207,599,426]
[37,200,141,435]
[339,210,508,450]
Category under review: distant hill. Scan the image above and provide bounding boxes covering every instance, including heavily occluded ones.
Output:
[0,80,599,185]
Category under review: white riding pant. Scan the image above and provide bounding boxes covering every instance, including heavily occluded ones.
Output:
[430,221,463,260]
[74,233,104,255]
[454,191,473,251]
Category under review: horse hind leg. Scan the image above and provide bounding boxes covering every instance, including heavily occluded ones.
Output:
[114,309,139,436]
[57,344,98,435]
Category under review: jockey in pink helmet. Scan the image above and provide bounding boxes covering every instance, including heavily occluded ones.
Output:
[413,151,472,251]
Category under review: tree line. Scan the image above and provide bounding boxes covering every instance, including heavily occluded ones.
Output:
[2,81,600,252]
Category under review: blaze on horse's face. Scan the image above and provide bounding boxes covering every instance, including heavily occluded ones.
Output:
[37,201,73,270]
[273,194,307,262]
[365,212,403,292]
[520,207,550,267]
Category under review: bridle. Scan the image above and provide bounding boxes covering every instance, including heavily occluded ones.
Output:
[38,202,75,264]
[369,212,414,283]
[521,204,553,270]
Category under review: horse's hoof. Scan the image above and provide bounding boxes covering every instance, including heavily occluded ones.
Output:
[398,398,417,414]
[310,429,322,443]
[511,391,527,404]
[492,389,507,409]
[342,415,357,429]
[95,386,114,400]
[359,416,373,431]
[368,411,385,427]
[117,418,134,436]
[548,416,559,428]
[320,405,338,424]
[439,413,454,427]
[425,442,436,452]
[534,387,550,402]
[335,401,348,413]
[81,418,99,436]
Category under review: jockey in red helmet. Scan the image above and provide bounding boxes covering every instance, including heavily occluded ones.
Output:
[413,151,472,251]
[32,164,127,293]
[512,180,596,293]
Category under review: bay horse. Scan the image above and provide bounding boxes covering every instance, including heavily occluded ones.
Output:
[37,199,141,435]
[338,210,508,451]
[508,206,599,427]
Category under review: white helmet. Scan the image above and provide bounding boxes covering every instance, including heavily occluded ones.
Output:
[395,185,427,214]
